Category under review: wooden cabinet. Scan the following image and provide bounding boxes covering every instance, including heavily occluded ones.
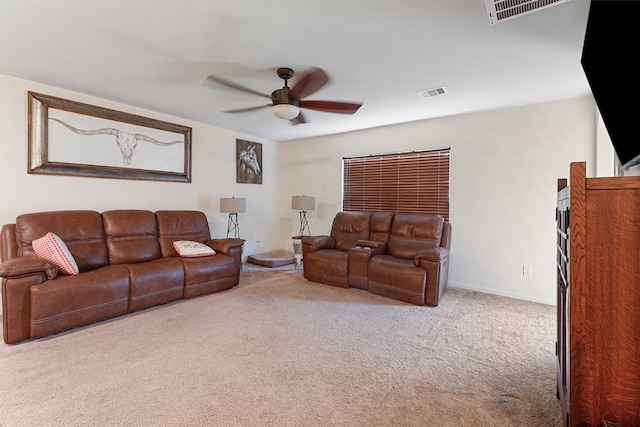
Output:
[556,162,640,427]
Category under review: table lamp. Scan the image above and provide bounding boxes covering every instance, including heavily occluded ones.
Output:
[220,197,246,238]
[291,195,316,237]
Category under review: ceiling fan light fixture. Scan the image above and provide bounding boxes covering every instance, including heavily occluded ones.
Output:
[209,67,360,124]
[273,103,300,120]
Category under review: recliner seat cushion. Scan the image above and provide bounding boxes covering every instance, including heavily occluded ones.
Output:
[303,249,349,288]
[181,255,237,298]
[126,257,185,311]
[29,265,130,339]
[368,255,426,305]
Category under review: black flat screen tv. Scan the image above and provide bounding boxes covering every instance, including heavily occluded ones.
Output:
[581,0,640,169]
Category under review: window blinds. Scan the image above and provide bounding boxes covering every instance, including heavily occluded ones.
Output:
[342,148,450,221]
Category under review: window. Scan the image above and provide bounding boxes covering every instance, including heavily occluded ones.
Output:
[342,148,450,221]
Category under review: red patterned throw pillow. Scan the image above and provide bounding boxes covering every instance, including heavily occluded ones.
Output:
[32,232,80,275]
[172,240,216,257]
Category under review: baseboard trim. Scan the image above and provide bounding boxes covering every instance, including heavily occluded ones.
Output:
[448,281,555,306]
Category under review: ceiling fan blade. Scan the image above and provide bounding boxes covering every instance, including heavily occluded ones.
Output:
[289,67,329,100]
[205,75,273,99]
[289,111,307,125]
[223,104,272,114]
[299,100,362,114]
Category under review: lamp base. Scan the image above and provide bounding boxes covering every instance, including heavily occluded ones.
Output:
[297,211,311,237]
[227,213,240,239]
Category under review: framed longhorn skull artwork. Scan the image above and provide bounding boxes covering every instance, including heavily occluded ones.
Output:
[236,139,262,184]
[27,92,192,182]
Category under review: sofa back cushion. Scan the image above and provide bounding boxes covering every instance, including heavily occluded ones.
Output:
[331,212,371,251]
[103,210,162,264]
[387,213,444,260]
[15,210,109,271]
[369,211,394,243]
[156,210,211,257]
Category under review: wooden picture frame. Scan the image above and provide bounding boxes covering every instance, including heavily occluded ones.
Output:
[28,92,192,182]
[236,139,262,184]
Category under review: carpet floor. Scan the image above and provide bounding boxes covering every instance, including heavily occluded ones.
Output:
[0,264,562,426]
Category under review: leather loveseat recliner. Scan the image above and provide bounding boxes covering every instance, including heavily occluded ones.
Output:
[0,209,244,344]
[302,211,451,306]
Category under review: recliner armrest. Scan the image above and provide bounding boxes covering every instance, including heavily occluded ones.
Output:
[414,246,450,307]
[0,256,58,280]
[207,238,245,255]
[415,247,449,265]
[301,236,335,252]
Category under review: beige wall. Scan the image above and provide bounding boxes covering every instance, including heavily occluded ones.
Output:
[0,74,282,259]
[279,96,598,305]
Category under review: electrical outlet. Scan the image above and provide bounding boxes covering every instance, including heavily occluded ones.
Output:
[523,266,533,277]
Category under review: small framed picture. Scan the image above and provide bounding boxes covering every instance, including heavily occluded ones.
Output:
[236,139,262,184]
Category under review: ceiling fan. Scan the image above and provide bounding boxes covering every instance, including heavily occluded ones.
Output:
[205,67,362,125]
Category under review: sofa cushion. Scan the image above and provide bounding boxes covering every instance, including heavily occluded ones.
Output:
[369,211,394,243]
[173,241,216,257]
[331,212,371,251]
[125,258,185,312]
[156,210,211,257]
[387,213,444,260]
[15,210,109,271]
[32,232,79,275]
[29,265,130,339]
[303,249,349,288]
[368,255,427,305]
[103,210,162,264]
[180,255,237,298]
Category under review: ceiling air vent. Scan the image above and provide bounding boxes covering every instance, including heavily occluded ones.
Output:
[417,86,448,99]
[484,0,571,25]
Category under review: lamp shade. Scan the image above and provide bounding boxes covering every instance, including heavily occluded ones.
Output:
[292,195,316,211]
[273,104,300,120]
[220,197,246,213]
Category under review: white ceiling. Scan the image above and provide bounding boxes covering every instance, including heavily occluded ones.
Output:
[0,0,592,142]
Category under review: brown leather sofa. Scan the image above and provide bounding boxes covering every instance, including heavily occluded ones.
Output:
[302,211,451,306]
[0,209,244,344]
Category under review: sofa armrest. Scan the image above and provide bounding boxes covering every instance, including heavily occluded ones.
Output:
[0,256,58,280]
[415,247,450,307]
[207,238,245,255]
[301,236,335,252]
[2,257,56,344]
[206,238,245,286]
[415,247,449,265]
